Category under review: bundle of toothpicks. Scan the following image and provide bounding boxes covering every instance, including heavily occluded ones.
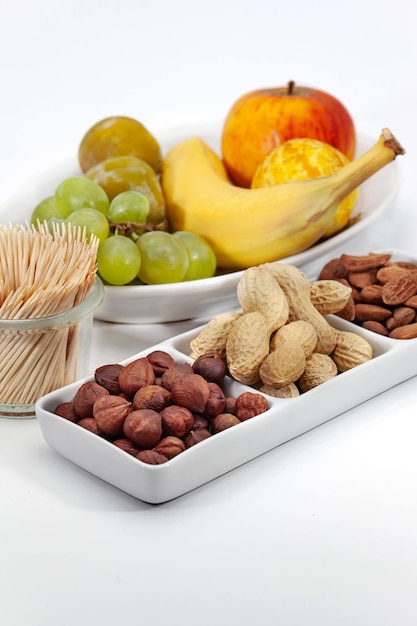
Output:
[0,221,99,406]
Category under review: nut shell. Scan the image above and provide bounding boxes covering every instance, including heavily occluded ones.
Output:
[331,330,373,372]
[160,362,193,391]
[94,363,124,394]
[136,450,168,465]
[235,392,268,421]
[212,413,241,433]
[203,382,226,418]
[192,353,227,385]
[154,436,185,459]
[146,350,176,376]
[170,374,211,413]
[260,338,306,388]
[190,311,243,359]
[271,320,317,358]
[298,353,338,392]
[54,401,79,422]
[78,417,102,435]
[259,382,299,398]
[123,409,162,449]
[133,384,172,411]
[183,427,212,448]
[119,358,155,396]
[113,438,142,456]
[309,279,352,314]
[160,405,194,437]
[226,311,270,385]
[237,265,289,332]
[74,381,110,418]
[93,394,132,437]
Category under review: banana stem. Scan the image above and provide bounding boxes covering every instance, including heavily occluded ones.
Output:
[324,128,405,204]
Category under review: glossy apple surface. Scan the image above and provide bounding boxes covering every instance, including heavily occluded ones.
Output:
[221,81,356,188]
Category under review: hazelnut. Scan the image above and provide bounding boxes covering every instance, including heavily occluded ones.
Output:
[136,450,168,465]
[74,381,109,418]
[192,353,227,384]
[119,358,155,396]
[154,436,185,459]
[203,382,226,418]
[235,392,268,421]
[192,415,209,430]
[224,396,237,415]
[113,438,142,456]
[146,350,176,376]
[54,401,79,422]
[94,363,124,394]
[93,395,132,437]
[160,405,194,437]
[183,427,212,448]
[78,417,102,435]
[171,374,211,413]
[212,413,241,433]
[133,384,172,412]
[160,362,193,391]
[123,409,162,449]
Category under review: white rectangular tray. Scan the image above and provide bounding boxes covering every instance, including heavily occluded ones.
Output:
[36,328,416,505]
[36,299,417,505]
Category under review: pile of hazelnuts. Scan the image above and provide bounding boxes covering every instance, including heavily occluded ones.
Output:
[54,350,269,465]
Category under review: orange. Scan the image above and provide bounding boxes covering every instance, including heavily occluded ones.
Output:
[251,137,358,238]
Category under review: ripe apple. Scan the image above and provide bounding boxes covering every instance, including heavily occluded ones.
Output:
[221,80,356,188]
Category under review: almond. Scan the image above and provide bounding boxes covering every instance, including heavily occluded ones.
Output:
[362,320,389,336]
[354,303,392,322]
[318,257,349,281]
[359,283,384,305]
[385,307,416,330]
[404,295,417,309]
[376,265,414,283]
[335,294,356,321]
[389,322,417,340]
[381,274,417,306]
[340,252,392,272]
[347,268,378,288]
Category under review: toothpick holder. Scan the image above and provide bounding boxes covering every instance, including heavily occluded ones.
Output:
[0,277,104,418]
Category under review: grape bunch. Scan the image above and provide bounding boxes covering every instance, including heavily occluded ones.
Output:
[31,176,217,286]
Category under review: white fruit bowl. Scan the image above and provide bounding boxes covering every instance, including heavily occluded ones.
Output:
[35,248,417,504]
[1,122,401,323]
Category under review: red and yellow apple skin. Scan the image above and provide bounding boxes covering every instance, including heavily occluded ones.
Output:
[221,81,356,188]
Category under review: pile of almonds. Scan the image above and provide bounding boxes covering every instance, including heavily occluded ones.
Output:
[54,351,268,465]
[318,252,417,339]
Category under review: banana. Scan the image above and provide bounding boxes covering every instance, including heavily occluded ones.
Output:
[161,129,405,270]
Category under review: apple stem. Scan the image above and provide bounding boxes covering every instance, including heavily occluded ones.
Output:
[288,80,295,95]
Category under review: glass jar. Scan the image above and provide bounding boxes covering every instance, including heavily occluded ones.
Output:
[0,277,104,418]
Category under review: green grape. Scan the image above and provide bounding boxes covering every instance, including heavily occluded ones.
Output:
[65,208,109,244]
[31,196,66,225]
[55,176,109,217]
[45,218,66,235]
[173,231,217,280]
[136,231,189,284]
[108,190,150,224]
[97,235,141,285]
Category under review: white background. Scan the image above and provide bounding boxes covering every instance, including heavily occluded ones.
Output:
[1,1,417,625]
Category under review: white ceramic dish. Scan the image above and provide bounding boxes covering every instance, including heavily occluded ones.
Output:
[2,123,401,323]
[35,249,417,504]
